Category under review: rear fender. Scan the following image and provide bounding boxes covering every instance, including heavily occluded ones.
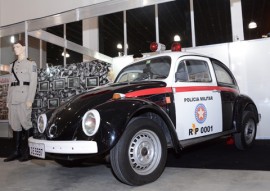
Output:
[233,95,259,132]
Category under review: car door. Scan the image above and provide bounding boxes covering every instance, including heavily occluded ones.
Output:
[211,59,239,131]
[172,56,223,140]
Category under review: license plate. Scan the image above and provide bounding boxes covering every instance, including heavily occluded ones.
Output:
[29,142,45,159]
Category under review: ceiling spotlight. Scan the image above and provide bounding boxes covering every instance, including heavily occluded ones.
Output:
[248,21,257,29]
[61,52,70,57]
[10,36,15,43]
[117,43,123,49]
[174,35,181,42]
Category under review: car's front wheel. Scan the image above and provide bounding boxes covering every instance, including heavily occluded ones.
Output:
[234,111,257,150]
[110,117,167,186]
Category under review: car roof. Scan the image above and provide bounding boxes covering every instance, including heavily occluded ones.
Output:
[134,50,208,63]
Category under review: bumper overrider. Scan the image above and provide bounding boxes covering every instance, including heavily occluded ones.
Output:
[28,137,98,159]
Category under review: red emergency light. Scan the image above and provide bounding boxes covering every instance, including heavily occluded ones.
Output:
[171,42,182,51]
[150,42,181,52]
[150,42,166,52]
[150,42,158,52]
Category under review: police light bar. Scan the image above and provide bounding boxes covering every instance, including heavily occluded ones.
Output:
[171,42,182,51]
[150,42,166,52]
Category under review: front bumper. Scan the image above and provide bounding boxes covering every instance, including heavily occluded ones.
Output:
[28,137,98,159]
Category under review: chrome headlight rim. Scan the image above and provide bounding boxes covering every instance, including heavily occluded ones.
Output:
[82,109,100,136]
[38,114,47,133]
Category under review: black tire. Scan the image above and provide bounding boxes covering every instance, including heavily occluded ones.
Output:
[110,117,167,186]
[234,111,257,150]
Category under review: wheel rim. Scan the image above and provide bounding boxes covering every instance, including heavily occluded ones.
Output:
[244,118,256,144]
[128,129,162,175]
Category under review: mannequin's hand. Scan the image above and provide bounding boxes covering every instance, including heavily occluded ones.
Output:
[6,103,9,108]
[26,101,32,109]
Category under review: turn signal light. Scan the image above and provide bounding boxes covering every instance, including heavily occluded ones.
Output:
[112,93,126,100]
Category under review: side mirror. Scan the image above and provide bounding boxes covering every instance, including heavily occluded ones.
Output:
[175,72,188,82]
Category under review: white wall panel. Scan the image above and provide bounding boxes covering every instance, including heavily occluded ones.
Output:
[229,38,270,139]
[185,43,230,68]
[112,56,134,79]
[185,38,270,139]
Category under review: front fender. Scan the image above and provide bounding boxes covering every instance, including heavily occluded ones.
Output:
[233,94,259,132]
[90,98,181,155]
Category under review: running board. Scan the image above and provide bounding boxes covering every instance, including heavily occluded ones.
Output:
[179,130,236,149]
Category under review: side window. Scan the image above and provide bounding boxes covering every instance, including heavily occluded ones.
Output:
[118,73,128,82]
[212,61,235,85]
[176,60,212,82]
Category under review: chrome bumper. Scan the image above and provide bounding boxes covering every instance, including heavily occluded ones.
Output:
[28,137,98,159]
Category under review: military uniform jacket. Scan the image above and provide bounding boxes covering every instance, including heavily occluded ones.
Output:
[7,58,38,104]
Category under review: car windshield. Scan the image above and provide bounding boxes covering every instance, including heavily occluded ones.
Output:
[116,56,171,83]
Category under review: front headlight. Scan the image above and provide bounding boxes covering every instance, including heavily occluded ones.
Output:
[38,114,47,133]
[82,109,100,136]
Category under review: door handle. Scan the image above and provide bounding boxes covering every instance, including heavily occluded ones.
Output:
[212,89,221,93]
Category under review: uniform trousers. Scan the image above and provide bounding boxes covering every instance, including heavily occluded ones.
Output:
[8,103,32,131]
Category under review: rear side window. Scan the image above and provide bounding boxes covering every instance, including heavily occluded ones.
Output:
[176,60,211,82]
[212,60,235,85]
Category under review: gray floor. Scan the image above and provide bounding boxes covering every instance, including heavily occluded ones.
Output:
[1,158,270,191]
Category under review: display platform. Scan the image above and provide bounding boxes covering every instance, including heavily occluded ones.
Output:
[1,138,270,170]
[166,139,270,171]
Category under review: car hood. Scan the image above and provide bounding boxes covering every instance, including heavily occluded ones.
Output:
[44,81,167,140]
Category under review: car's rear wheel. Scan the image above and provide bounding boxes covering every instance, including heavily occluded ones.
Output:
[110,117,167,186]
[234,111,257,150]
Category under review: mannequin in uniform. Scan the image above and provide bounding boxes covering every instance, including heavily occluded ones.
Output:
[4,40,37,162]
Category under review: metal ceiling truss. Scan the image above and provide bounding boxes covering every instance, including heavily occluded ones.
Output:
[28,29,113,64]
[0,22,25,38]
[0,0,173,63]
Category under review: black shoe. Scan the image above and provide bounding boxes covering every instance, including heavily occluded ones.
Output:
[4,152,21,162]
[18,154,31,162]
[3,131,22,162]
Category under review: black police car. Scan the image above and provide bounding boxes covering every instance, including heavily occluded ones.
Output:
[29,44,260,185]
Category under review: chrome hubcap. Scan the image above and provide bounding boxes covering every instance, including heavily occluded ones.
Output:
[244,119,256,144]
[128,129,161,175]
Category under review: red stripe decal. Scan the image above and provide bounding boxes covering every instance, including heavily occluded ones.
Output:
[125,87,172,97]
[125,86,239,98]
[219,86,240,94]
[174,86,239,94]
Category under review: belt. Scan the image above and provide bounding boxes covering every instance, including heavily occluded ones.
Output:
[11,82,30,86]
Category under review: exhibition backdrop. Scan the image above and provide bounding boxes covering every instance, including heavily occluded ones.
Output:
[32,59,111,129]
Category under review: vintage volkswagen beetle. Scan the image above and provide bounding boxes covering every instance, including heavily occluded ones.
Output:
[29,47,260,185]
